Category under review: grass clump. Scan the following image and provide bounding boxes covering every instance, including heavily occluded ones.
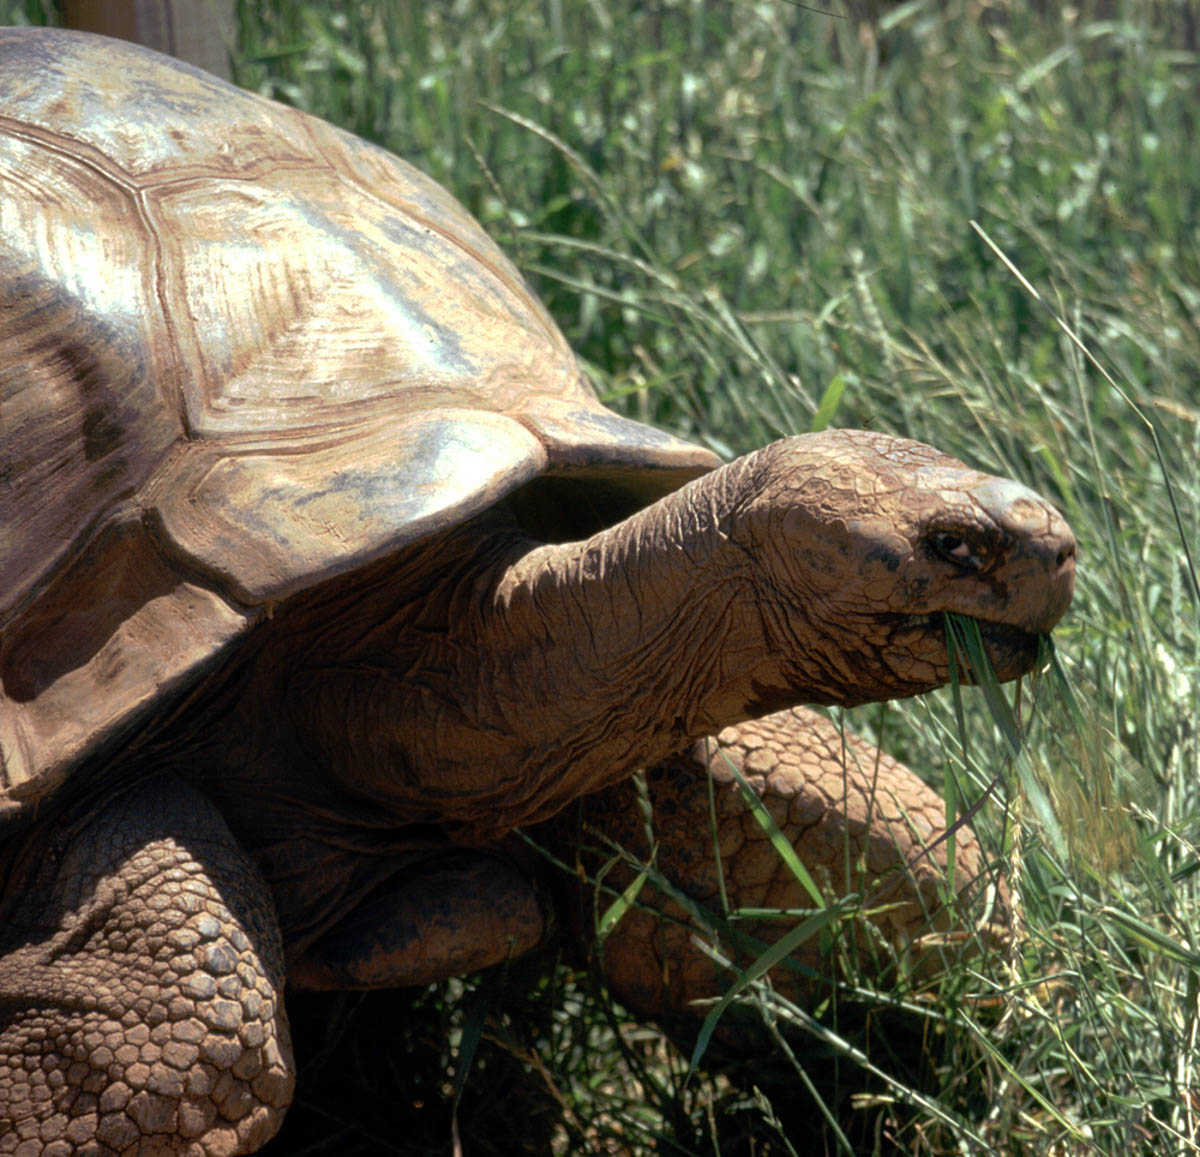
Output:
[4,0,1199,1151]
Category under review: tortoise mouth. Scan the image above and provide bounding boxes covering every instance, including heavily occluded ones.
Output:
[946,616,1043,683]
[891,612,1044,685]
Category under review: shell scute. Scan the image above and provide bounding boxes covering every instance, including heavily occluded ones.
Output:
[147,411,548,606]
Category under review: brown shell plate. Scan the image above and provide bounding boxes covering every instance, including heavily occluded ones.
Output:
[0,28,718,811]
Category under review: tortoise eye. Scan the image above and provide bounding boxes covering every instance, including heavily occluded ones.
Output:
[931,532,982,569]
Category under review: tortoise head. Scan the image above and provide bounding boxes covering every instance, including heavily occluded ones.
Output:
[726,429,1076,705]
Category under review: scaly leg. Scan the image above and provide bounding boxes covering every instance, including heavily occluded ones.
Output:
[550,706,1005,1031]
[0,776,294,1156]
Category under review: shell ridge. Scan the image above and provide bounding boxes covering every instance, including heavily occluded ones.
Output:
[0,113,141,189]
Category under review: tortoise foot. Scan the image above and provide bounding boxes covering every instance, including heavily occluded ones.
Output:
[287,850,546,991]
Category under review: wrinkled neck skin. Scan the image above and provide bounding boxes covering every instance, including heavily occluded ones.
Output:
[265,450,941,845]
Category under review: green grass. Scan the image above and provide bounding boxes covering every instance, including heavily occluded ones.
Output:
[7,0,1200,1151]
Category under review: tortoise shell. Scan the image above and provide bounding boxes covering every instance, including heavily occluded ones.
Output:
[0,28,718,816]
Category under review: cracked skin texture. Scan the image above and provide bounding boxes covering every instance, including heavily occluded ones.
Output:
[0,29,1075,1155]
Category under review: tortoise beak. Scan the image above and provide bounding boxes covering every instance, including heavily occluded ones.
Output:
[954,479,1075,682]
[973,477,1077,636]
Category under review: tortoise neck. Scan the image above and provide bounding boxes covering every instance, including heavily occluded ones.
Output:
[278,455,802,844]
[460,457,792,834]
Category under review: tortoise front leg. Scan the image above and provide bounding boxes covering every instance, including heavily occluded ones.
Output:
[553,706,1006,1032]
[0,776,294,1156]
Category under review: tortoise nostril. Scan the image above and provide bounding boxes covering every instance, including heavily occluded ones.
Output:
[1055,540,1077,569]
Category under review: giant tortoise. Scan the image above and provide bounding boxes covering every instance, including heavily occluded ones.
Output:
[0,28,1075,1156]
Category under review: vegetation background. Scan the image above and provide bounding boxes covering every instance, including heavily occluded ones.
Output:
[4,0,1199,1153]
